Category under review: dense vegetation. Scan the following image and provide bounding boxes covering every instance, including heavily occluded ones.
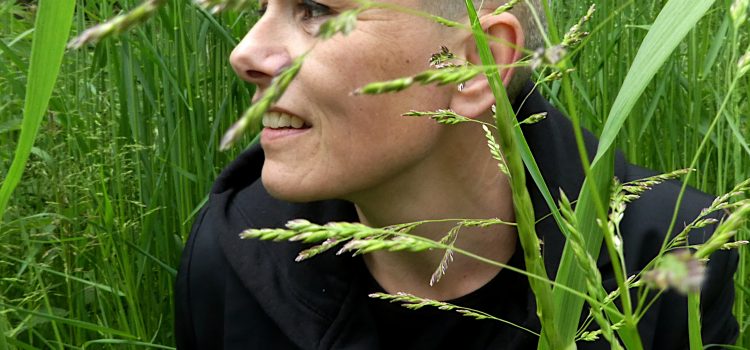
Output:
[0,0,747,348]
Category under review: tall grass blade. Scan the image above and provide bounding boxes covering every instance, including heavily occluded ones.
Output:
[0,0,76,219]
[0,1,75,345]
[463,1,564,348]
[0,302,135,339]
[550,0,718,347]
[593,0,717,162]
[688,292,703,350]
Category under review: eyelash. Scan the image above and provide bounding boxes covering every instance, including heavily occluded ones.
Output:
[300,0,332,20]
[257,1,333,21]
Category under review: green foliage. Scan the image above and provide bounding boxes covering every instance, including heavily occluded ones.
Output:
[0,0,76,221]
[0,0,748,349]
[1,0,253,347]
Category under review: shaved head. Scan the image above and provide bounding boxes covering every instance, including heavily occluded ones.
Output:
[422,0,547,100]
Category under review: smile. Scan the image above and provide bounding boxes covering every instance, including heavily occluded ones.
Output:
[262,112,309,129]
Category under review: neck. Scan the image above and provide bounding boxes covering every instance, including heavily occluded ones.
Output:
[351,124,518,301]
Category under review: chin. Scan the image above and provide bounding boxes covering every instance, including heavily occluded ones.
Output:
[263,179,312,203]
[261,171,332,203]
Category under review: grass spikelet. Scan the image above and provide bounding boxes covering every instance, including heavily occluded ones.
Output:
[354,65,484,95]
[482,125,509,176]
[579,330,602,342]
[560,189,624,346]
[68,0,166,49]
[353,77,415,95]
[338,236,435,255]
[429,15,461,27]
[530,45,568,70]
[731,0,749,28]
[369,292,540,335]
[385,222,422,234]
[721,240,749,250]
[317,7,366,39]
[668,179,750,248]
[240,220,383,242]
[430,225,461,286]
[221,54,305,150]
[518,112,548,126]
[579,321,624,342]
[706,178,750,215]
[492,0,522,15]
[460,218,516,227]
[642,250,706,294]
[621,168,694,200]
[429,46,460,69]
[413,65,483,85]
[240,220,438,259]
[562,4,596,48]
[194,0,256,13]
[369,292,458,311]
[608,179,627,231]
[695,201,750,259]
[558,190,606,300]
[738,51,750,77]
[403,109,472,125]
[296,238,342,261]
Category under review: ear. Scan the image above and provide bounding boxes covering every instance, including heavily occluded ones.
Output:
[449,12,525,119]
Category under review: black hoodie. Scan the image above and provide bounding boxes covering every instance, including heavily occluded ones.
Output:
[175,86,738,349]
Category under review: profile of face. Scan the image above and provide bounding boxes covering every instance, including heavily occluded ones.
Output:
[230,0,522,203]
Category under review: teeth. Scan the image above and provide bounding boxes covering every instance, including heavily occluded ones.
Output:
[278,114,290,128]
[291,117,305,129]
[262,112,307,129]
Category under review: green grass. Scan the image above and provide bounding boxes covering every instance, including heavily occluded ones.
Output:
[548,0,750,347]
[0,0,748,348]
[1,0,252,348]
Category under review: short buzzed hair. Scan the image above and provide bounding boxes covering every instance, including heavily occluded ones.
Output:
[422,0,547,100]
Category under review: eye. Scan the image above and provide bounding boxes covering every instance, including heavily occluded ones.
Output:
[299,0,332,20]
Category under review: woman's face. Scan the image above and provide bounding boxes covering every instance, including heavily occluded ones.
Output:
[230,0,457,202]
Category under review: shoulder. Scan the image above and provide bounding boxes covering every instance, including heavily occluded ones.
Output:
[175,144,362,349]
[617,164,717,268]
[180,143,358,293]
[616,163,739,348]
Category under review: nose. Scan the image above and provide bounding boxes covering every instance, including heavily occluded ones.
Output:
[230,16,293,89]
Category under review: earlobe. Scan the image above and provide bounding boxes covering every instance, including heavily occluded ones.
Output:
[448,12,525,119]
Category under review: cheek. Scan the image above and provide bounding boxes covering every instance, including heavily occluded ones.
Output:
[260,27,454,201]
[311,33,433,93]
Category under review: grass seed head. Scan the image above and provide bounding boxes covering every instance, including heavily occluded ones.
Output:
[562,4,596,48]
[402,109,472,125]
[429,46,460,69]
[738,51,750,77]
[721,240,749,250]
[519,112,548,125]
[316,8,365,39]
[221,55,304,150]
[492,0,522,15]
[731,0,749,28]
[696,201,750,259]
[195,0,256,13]
[642,250,706,294]
[68,0,166,49]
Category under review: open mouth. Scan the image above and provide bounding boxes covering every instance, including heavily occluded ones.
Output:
[262,111,311,130]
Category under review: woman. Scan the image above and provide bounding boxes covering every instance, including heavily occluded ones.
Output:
[175,1,738,348]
